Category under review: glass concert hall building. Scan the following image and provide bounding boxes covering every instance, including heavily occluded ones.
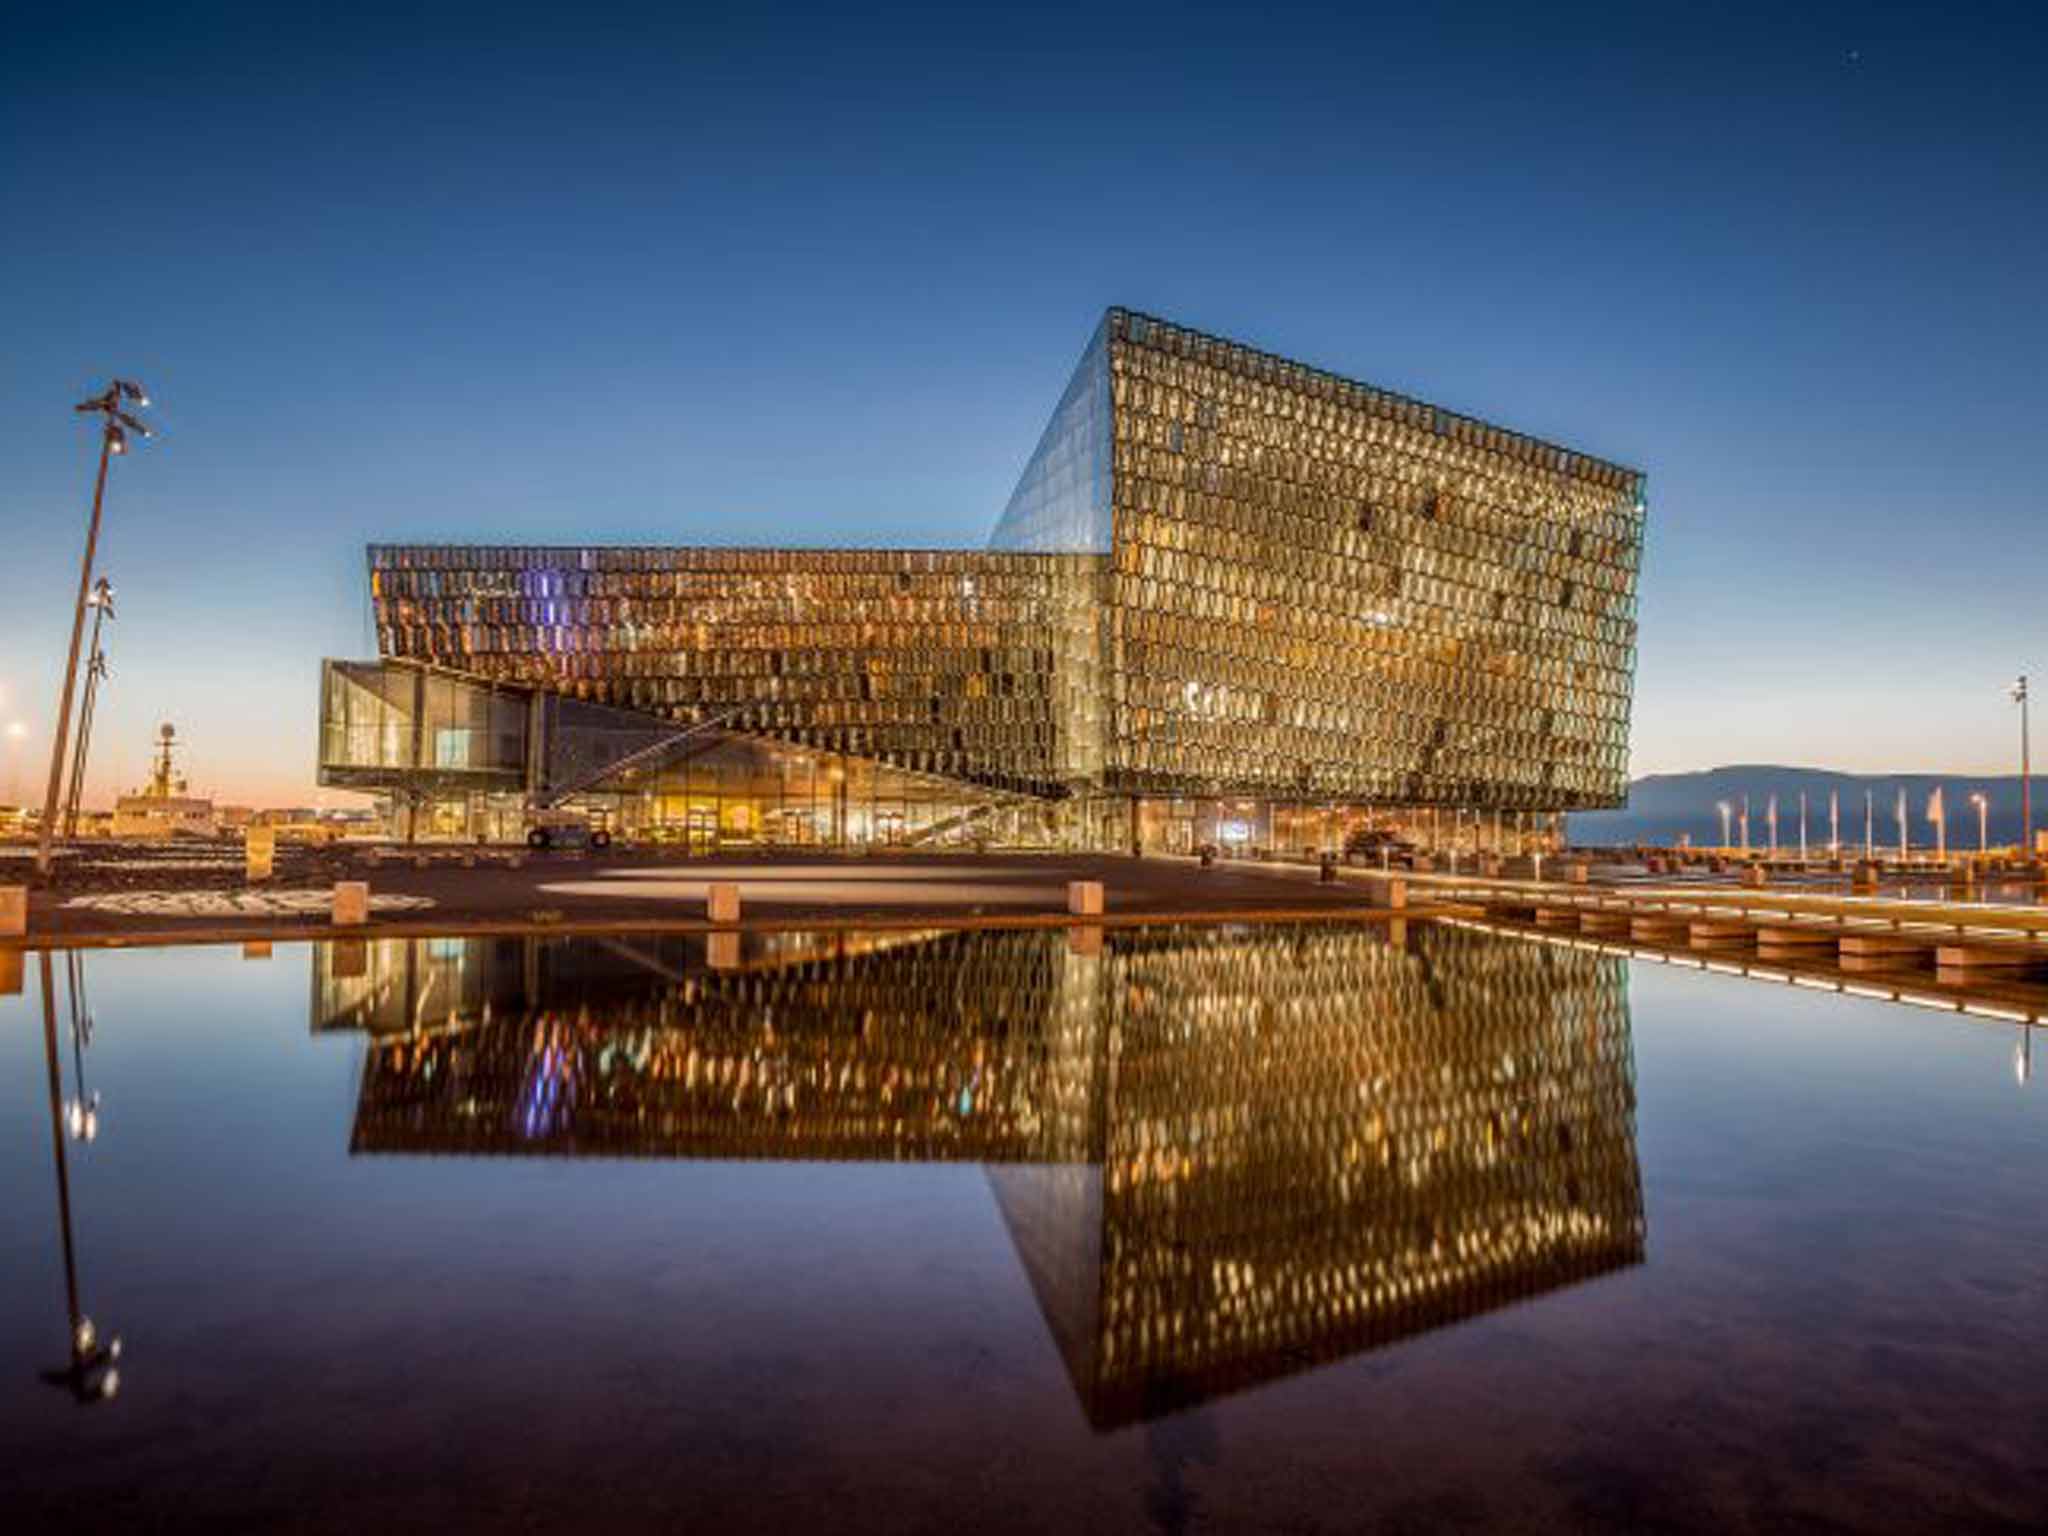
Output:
[318,308,1645,851]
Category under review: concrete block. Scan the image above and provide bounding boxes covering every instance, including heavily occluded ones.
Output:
[1839,933,1933,959]
[1756,924,1835,947]
[245,826,275,882]
[1067,880,1104,916]
[1689,919,1754,947]
[1937,944,2041,971]
[707,882,742,924]
[333,881,369,926]
[0,886,24,938]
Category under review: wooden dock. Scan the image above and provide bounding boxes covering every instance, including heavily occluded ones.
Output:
[1350,869,2048,980]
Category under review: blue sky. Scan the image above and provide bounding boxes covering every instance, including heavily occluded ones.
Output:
[2,1,2043,804]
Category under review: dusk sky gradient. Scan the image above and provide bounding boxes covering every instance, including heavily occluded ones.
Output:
[3,1,2044,805]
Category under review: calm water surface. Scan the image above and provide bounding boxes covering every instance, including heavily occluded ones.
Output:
[3,923,2045,1533]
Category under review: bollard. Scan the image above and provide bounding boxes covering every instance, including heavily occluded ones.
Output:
[333,881,369,926]
[1386,876,1408,911]
[245,826,275,883]
[1068,880,1104,916]
[0,886,25,938]
[707,882,741,924]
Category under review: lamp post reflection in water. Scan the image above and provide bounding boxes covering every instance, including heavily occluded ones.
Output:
[37,953,121,1404]
[63,951,99,1142]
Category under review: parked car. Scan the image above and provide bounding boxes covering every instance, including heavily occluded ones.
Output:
[1344,827,1415,857]
[525,807,613,850]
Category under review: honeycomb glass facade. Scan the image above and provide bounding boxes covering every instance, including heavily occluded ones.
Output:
[325,307,1643,847]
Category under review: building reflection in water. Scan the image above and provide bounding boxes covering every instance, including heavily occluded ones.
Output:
[312,921,1645,1426]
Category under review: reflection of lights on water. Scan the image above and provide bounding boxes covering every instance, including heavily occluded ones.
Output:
[65,1095,99,1142]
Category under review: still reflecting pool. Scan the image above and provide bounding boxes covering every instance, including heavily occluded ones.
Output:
[4,923,2045,1531]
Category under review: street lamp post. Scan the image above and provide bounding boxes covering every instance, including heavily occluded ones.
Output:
[36,383,149,876]
[63,580,114,839]
[2012,677,2031,859]
[4,720,29,812]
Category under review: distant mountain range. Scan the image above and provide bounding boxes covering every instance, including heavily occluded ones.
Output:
[1567,765,2040,850]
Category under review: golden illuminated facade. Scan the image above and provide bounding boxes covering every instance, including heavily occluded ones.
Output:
[317,921,1644,1424]
[325,308,1643,848]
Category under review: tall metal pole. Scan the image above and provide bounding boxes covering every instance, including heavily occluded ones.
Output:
[64,584,112,838]
[2020,677,2032,860]
[36,433,113,875]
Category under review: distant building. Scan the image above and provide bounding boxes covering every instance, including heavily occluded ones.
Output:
[320,308,1645,850]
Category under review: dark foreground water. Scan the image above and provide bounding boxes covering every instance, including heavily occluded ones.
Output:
[3,923,2046,1533]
